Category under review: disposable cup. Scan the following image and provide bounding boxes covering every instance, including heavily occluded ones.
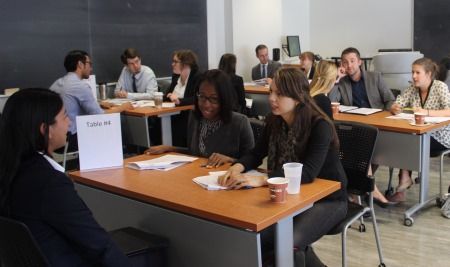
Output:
[283,162,303,194]
[267,177,289,203]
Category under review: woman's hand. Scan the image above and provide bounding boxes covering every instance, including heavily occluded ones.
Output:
[120,102,134,111]
[390,103,402,115]
[218,164,267,189]
[168,93,180,105]
[99,101,114,109]
[115,90,128,98]
[413,107,427,114]
[206,153,234,168]
[144,145,173,155]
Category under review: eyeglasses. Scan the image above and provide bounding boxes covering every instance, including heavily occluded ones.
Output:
[84,61,93,66]
[172,59,182,64]
[197,93,220,105]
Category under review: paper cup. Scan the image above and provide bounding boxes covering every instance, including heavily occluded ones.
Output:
[154,92,163,108]
[283,162,303,194]
[414,112,426,125]
[331,102,340,115]
[267,177,289,203]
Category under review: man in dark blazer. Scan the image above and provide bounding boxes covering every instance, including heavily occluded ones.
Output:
[329,47,395,110]
[251,44,282,81]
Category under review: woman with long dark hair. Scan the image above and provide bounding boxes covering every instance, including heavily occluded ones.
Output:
[0,88,130,266]
[219,68,347,266]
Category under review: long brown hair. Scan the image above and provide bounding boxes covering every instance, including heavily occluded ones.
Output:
[267,67,338,157]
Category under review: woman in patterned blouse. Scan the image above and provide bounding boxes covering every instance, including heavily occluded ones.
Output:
[145,69,255,167]
[389,57,450,202]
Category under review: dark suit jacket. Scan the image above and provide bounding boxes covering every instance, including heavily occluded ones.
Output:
[10,153,130,267]
[307,65,316,80]
[187,111,254,159]
[313,93,332,119]
[329,69,395,110]
[165,69,202,106]
[251,60,282,80]
[229,74,247,113]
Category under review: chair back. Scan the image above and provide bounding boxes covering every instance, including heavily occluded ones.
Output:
[334,121,378,195]
[248,118,265,143]
[0,216,49,266]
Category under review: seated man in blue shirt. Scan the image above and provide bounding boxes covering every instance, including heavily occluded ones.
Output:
[115,48,159,100]
[50,50,131,151]
[329,47,395,110]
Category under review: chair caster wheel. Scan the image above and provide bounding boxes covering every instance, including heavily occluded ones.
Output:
[436,197,444,208]
[414,177,420,184]
[384,187,394,197]
[404,217,414,227]
[358,224,366,232]
[378,263,386,267]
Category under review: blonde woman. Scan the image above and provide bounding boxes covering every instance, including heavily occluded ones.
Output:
[309,60,337,118]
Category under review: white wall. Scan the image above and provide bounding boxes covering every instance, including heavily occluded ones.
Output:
[310,0,413,59]
[281,0,310,62]
[207,0,413,80]
[231,0,282,81]
[207,0,229,70]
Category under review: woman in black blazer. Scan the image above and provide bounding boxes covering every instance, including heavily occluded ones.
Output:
[0,89,130,266]
[218,53,247,114]
[165,50,202,146]
[220,68,348,267]
[165,49,202,106]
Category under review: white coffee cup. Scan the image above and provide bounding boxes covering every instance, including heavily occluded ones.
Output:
[283,162,303,194]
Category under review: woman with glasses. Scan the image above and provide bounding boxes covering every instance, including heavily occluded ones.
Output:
[165,49,202,106]
[147,69,254,167]
[164,49,203,146]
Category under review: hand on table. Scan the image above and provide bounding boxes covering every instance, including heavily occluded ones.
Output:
[218,163,267,189]
[390,103,402,115]
[115,90,128,98]
[144,145,174,155]
[205,153,234,168]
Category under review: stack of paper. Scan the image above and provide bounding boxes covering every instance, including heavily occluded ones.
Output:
[127,155,198,171]
[386,113,450,124]
[339,105,358,112]
[162,102,175,108]
[193,171,228,190]
[343,108,382,115]
[192,170,266,191]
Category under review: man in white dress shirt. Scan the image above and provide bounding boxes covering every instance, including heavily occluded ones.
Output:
[115,48,158,100]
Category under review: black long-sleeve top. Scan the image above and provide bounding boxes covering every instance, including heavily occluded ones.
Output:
[237,117,347,201]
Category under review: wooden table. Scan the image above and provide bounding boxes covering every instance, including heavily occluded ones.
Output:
[335,111,450,226]
[69,154,340,267]
[121,104,193,147]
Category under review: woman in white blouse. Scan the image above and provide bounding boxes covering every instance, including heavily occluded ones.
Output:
[166,49,202,106]
[389,57,450,201]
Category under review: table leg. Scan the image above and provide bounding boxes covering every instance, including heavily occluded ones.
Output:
[275,204,312,267]
[404,133,439,225]
[159,114,174,146]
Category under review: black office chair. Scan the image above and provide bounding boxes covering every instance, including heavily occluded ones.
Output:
[248,117,265,143]
[0,216,49,267]
[327,121,386,267]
